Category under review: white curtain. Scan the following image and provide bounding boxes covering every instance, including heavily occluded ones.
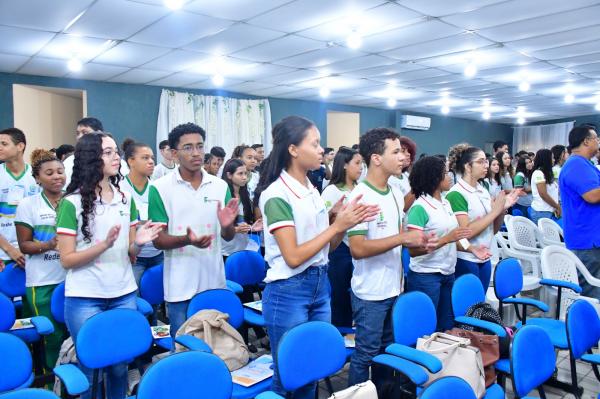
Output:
[156,89,272,160]
[513,121,574,152]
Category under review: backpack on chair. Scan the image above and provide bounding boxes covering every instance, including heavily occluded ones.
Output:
[460,302,514,358]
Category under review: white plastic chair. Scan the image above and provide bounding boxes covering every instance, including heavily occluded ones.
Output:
[504,216,545,291]
[537,218,565,247]
[540,245,600,320]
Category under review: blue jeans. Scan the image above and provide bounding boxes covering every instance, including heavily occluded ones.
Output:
[455,258,491,292]
[406,270,455,331]
[166,300,190,342]
[348,292,396,389]
[328,242,353,328]
[529,209,553,225]
[64,291,137,399]
[133,252,164,288]
[263,265,331,399]
[571,248,600,298]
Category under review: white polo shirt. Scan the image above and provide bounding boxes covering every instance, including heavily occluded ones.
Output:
[247,171,259,202]
[259,170,329,283]
[406,195,458,275]
[388,172,411,197]
[348,181,404,301]
[531,170,559,212]
[221,200,249,256]
[152,162,176,180]
[148,168,231,302]
[56,189,138,298]
[15,193,65,287]
[120,176,162,259]
[0,163,39,261]
[446,179,494,263]
[321,183,351,246]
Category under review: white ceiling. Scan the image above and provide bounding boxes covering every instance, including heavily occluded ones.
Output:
[1,0,600,123]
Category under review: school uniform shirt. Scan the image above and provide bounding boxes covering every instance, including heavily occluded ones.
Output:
[446,178,494,264]
[14,193,65,287]
[221,200,249,257]
[321,183,351,246]
[531,170,559,212]
[514,172,532,207]
[120,176,162,259]
[500,172,513,191]
[64,156,129,189]
[260,170,329,283]
[485,178,502,198]
[552,165,561,180]
[406,195,459,275]
[152,162,176,180]
[347,181,404,301]
[148,168,231,302]
[247,171,259,202]
[56,190,139,298]
[388,172,411,197]
[0,163,39,260]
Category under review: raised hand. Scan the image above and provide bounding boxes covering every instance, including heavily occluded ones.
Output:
[235,222,252,234]
[333,194,380,232]
[186,227,213,249]
[135,221,163,246]
[505,189,521,209]
[104,225,121,249]
[491,191,506,216]
[329,195,346,218]
[251,218,263,232]
[217,198,239,228]
[471,244,492,261]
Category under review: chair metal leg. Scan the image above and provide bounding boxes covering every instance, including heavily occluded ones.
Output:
[325,377,334,394]
[569,353,581,399]
[91,369,99,399]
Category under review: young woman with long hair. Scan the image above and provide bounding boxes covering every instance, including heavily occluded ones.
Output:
[484,157,502,198]
[530,149,561,224]
[496,151,514,192]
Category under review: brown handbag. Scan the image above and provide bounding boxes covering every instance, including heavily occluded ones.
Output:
[446,328,500,387]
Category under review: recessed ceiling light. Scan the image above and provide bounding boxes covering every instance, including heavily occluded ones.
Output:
[464,62,477,78]
[595,103,600,111]
[482,98,491,106]
[165,0,184,10]
[564,94,575,103]
[211,74,224,86]
[441,105,450,115]
[517,117,525,124]
[67,58,82,72]
[519,81,530,92]
[482,111,491,120]
[516,105,526,114]
[319,86,330,98]
[387,98,397,108]
[346,31,362,49]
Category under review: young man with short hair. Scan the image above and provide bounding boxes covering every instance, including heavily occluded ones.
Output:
[148,123,239,340]
[493,140,509,156]
[152,140,176,180]
[0,128,39,274]
[347,127,435,390]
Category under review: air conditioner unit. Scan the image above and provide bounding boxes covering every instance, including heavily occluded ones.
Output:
[400,115,431,131]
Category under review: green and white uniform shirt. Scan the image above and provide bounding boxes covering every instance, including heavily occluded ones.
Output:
[514,172,532,207]
[120,176,161,258]
[321,183,351,246]
[348,181,404,301]
[388,171,411,197]
[15,193,65,287]
[152,162,176,180]
[148,168,231,302]
[531,170,559,212]
[0,164,39,261]
[56,190,139,298]
[259,170,329,283]
[446,179,493,264]
[406,195,458,275]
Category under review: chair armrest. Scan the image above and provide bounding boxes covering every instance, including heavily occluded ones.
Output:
[30,316,54,335]
[256,392,285,399]
[455,316,507,338]
[337,326,355,335]
[503,297,549,312]
[54,364,89,395]
[136,297,153,316]
[539,279,582,293]
[373,354,429,385]
[385,343,442,373]
[226,280,243,294]
[581,353,600,365]
[243,308,265,327]
[174,335,212,353]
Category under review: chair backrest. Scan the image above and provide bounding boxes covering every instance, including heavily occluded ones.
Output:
[507,216,541,250]
[0,332,32,392]
[540,245,582,318]
[511,208,523,217]
[50,283,65,324]
[139,264,164,306]
[0,389,60,399]
[419,376,477,399]
[224,251,266,286]
[0,264,25,298]
[277,321,346,392]
[136,351,232,399]
[493,258,524,300]
[75,309,152,369]
[537,218,563,246]
[187,289,244,329]
[566,300,600,360]
[452,274,485,318]
[392,292,436,346]
[0,293,16,332]
[510,325,555,398]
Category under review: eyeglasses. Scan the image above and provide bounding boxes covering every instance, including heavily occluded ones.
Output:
[472,159,489,165]
[101,148,121,158]
[177,144,204,154]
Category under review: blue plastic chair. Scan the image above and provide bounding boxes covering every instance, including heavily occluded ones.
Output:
[565,300,600,394]
[512,208,523,217]
[0,292,53,347]
[0,389,60,399]
[419,376,477,399]
[256,321,347,399]
[510,326,556,398]
[0,332,34,393]
[139,264,164,308]
[225,250,266,287]
[248,233,261,250]
[401,247,411,277]
[135,351,232,399]
[56,309,153,398]
[0,263,24,311]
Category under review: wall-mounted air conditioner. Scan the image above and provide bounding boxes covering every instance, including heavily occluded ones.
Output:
[400,115,431,131]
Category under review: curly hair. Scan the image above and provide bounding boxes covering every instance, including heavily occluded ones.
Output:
[400,136,417,171]
[168,123,206,150]
[30,148,60,177]
[447,143,482,176]
[409,156,446,198]
[359,127,401,167]
[66,132,125,243]
[447,143,470,175]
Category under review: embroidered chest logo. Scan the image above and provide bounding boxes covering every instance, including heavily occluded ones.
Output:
[376,211,387,229]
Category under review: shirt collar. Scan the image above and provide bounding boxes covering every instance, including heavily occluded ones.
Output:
[457,177,482,194]
[280,169,316,199]
[421,194,441,210]
[175,167,212,188]
[95,186,125,205]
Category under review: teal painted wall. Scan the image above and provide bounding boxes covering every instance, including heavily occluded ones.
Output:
[0,72,511,154]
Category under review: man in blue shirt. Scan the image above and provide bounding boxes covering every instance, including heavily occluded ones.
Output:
[559,125,600,298]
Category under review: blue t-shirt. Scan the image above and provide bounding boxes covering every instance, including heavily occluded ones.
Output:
[559,155,600,250]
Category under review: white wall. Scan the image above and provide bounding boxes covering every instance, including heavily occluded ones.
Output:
[326,111,360,149]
